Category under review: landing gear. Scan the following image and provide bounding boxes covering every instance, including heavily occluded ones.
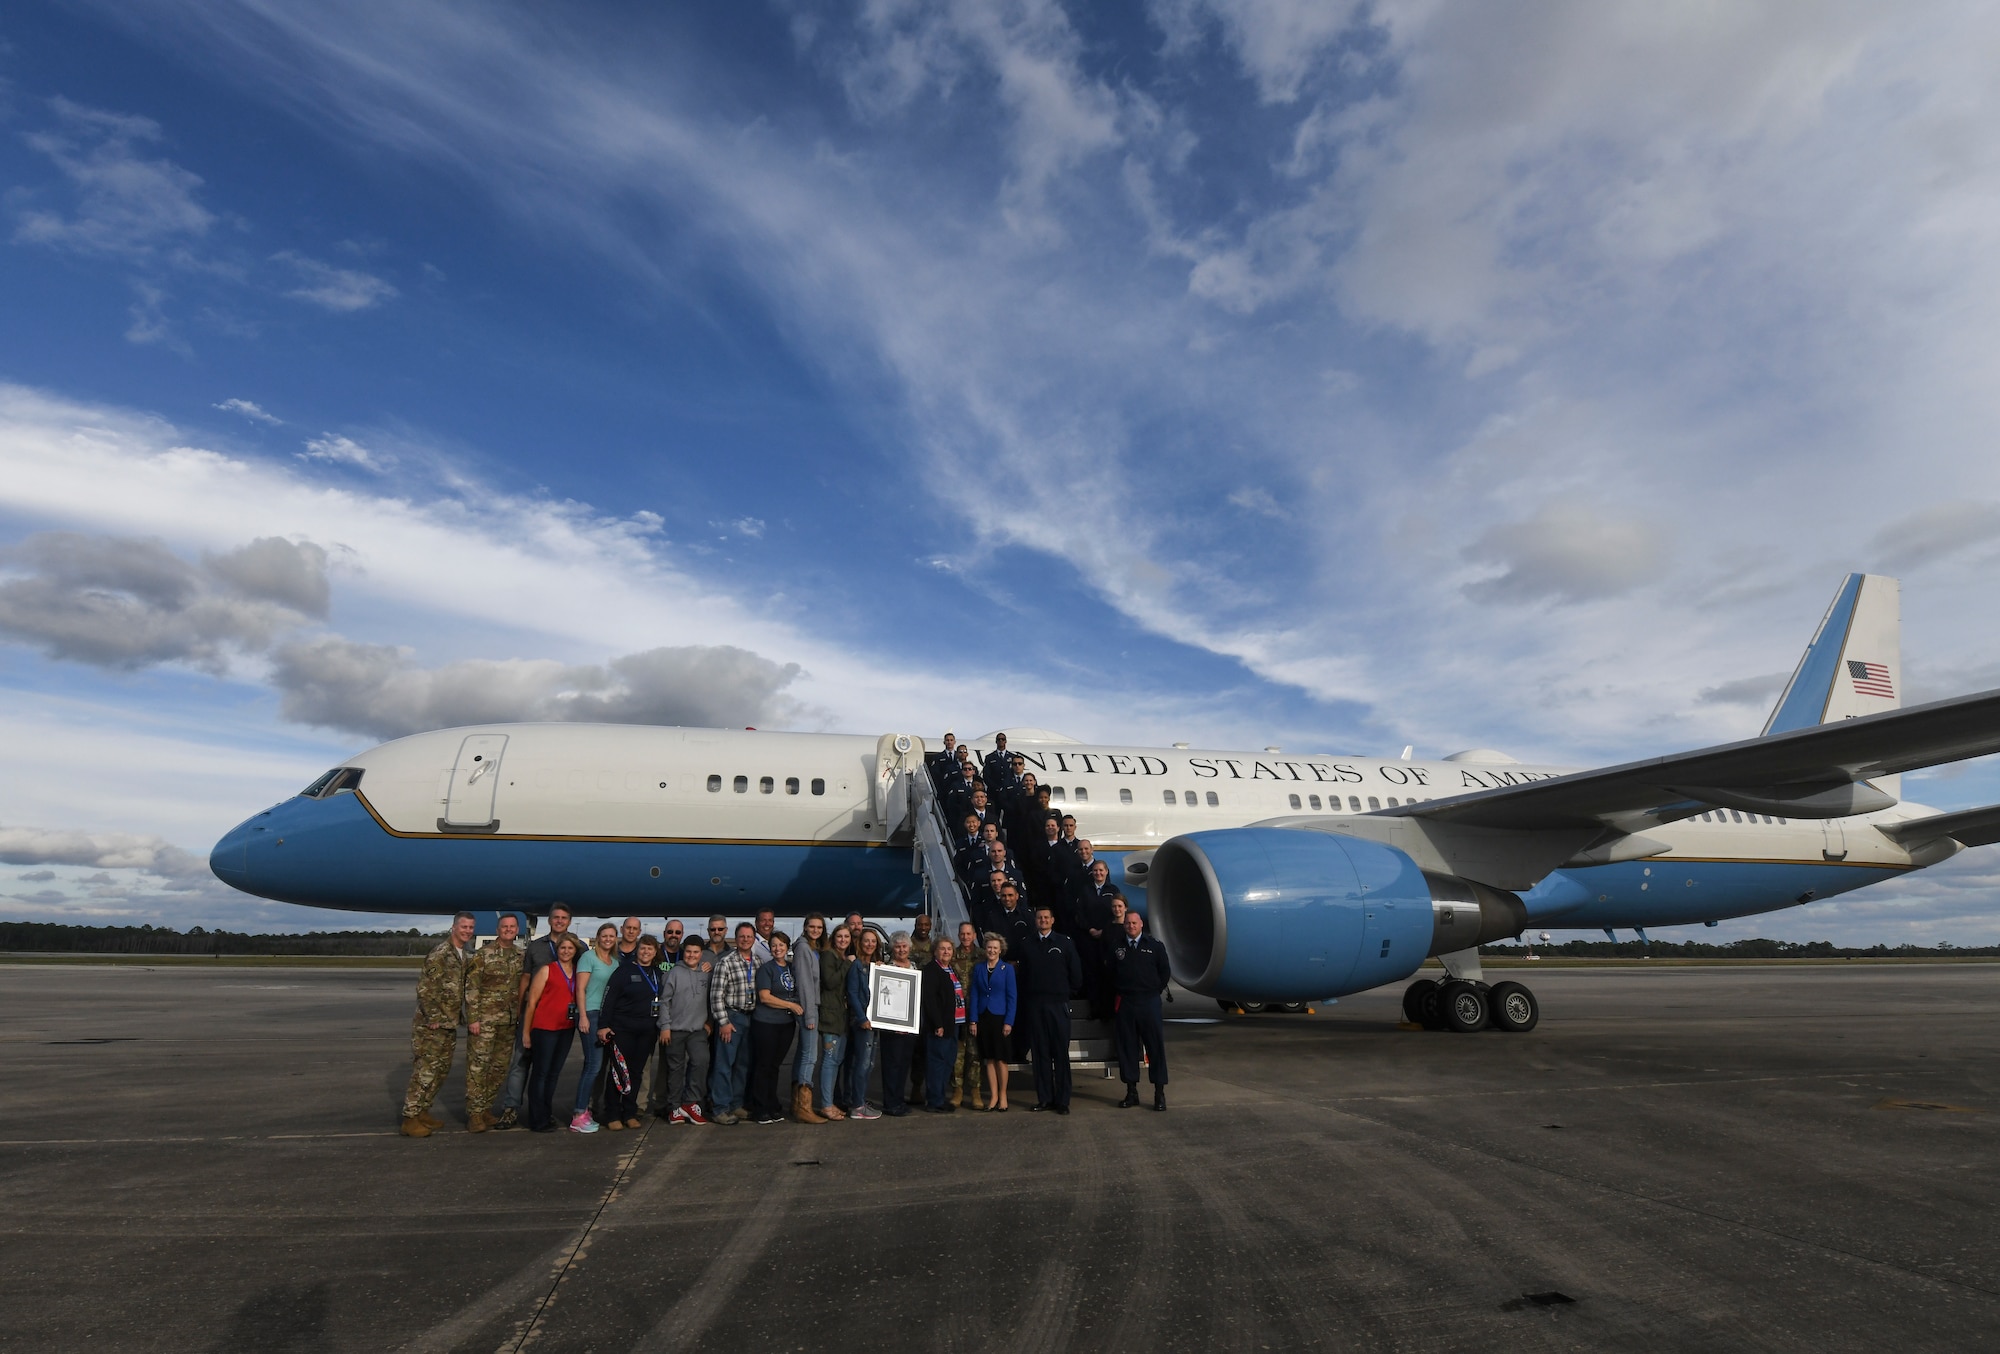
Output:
[1401,977,1540,1033]
[1487,981,1539,1033]
[1440,980,1488,1032]
[1402,978,1437,1026]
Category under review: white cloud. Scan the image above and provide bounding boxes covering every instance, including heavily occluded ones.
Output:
[0,824,208,884]
[214,398,281,425]
[299,433,388,472]
[271,250,397,312]
[13,97,215,259]
[1462,501,1668,605]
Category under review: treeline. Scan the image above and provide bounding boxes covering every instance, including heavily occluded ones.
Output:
[0,922,440,956]
[1481,937,2000,959]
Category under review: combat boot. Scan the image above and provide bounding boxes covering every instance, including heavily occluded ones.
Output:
[491,1108,519,1131]
[1153,1087,1167,1112]
[1119,1083,1140,1108]
[400,1116,432,1138]
[794,1085,826,1124]
[417,1108,444,1129]
[467,1110,491,1133]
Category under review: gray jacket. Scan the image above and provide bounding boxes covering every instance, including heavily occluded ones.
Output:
[659,961,712,1032]
[793,943,822,1032]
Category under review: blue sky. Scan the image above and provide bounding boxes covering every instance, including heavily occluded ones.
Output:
[4,0,2000,944]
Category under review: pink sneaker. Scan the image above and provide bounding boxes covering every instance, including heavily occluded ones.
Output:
[569,1112,600,1133]
[682,1103,709,1125]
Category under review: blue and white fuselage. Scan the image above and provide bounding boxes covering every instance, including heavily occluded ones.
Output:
[209,723,1931,929]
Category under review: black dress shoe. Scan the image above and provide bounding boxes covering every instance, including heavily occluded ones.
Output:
[1054,1104,1070,1115]
[885,1106,911,1117]
[1028,1103,1049,1112]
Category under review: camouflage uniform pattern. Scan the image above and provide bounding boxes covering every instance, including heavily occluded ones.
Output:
[401,939,468,1119]
[462,940,523,1115]
[950,953,981,1101]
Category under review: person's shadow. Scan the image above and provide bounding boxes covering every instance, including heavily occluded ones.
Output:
[209,1281,331,1352]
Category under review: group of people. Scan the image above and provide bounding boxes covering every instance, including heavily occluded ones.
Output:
[395,729,1176,1137]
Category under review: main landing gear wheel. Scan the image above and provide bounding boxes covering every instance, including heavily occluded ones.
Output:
[1487,981,1539,1033]
[1441,980,1489,1033]
[1279,1001,1309,1014]
[1402,978,1437,1025]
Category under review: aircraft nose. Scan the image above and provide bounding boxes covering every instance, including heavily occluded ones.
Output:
[210,822,252,888]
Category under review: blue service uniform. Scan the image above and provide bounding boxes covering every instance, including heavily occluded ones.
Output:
[1017,928,1082,1110]
[1111,931,1172,1088]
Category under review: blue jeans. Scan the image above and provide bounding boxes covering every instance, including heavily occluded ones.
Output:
[815,1032,847,1110]
[794,1019,820,1086]
[573,1021,605,1116]
[708,1011,753,1112]
[923,1030,958,1109]
[526,1027,573,1131]
[845,1027,877,1110]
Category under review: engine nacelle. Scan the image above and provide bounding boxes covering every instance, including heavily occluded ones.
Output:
[1150,828,1436,1002]
[1423,872,1528,956]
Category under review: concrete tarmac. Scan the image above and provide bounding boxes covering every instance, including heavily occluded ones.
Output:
[1,962,1996,1352]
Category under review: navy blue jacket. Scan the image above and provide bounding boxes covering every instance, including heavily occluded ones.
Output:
[1018,928,1082,1002]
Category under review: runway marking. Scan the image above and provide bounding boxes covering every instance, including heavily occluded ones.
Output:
[1323,1069,1917,1105]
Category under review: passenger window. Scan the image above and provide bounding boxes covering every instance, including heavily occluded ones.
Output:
[1163,790,1177,805]
[733,775,748,794]
[1348,796,1362,811]
[1288,794,1302,809]
[1729,809,1742,823]
[759,776,774,794]
[1074,787,1088,803]
[810,778,825,796]
[1205,791,1218,807]
[1119,788,1133,805]
[1386,796,1399,807]
[1306,794,1319,810]
[1367,796,1381,810]
[707,774,722,793]
[785,777,799,795]
[1051,787,1065,802]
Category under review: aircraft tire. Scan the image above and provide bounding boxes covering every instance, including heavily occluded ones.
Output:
[1240,1001,1269,1014]
[1279,1001,1308,1014]
[1440,980,1488,1033]
[1488,981,1539,1033]
[1402,979,1436,1025]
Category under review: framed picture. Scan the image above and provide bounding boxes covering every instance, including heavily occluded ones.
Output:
[868,965,921,1035]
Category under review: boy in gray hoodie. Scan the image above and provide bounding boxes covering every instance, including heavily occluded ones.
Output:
[658,939,715,1124]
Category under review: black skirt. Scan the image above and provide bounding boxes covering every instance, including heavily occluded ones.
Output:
[976,1012,1010,1061]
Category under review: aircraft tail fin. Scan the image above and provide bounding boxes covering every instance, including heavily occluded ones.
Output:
[1762,573,1902,796]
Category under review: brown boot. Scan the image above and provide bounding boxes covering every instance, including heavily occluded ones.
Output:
[417,1108,444,1129]
[400,1116,432,1138]
[950,1088,963,1108]
[793,1084,826,1124]
[467,1110,491,1133]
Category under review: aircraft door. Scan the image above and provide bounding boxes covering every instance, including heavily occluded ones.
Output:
[1822,819,1848,861]
[444,734,508,830]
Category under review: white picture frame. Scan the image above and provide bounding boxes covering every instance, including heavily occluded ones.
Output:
[868,965,921,1035]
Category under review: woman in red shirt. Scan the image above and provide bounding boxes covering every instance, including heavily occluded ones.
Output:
[521,933,584,1133]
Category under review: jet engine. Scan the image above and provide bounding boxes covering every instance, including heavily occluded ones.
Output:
[1148,828,1529,1002]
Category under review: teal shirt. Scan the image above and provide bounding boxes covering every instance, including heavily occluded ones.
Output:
[578,949,621,1015]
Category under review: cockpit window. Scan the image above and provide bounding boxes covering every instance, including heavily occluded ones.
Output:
[301,768,364,798]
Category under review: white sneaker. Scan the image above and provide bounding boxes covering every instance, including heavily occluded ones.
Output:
[569,1112,600,1133]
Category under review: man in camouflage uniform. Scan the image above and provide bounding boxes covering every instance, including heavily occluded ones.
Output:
[400,912,475,1138]
[463,914,525,1132]
[949,920,982,1108]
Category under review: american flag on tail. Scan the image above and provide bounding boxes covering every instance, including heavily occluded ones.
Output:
[1848,660,1894,699]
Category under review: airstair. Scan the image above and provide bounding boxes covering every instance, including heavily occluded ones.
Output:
[882,733,1115,1075]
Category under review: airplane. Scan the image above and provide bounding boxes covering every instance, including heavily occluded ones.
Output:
[210,573,2000,1031]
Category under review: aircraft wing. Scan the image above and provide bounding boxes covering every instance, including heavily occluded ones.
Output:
[1880,802,2000,850]
[1389,686,2000,832]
